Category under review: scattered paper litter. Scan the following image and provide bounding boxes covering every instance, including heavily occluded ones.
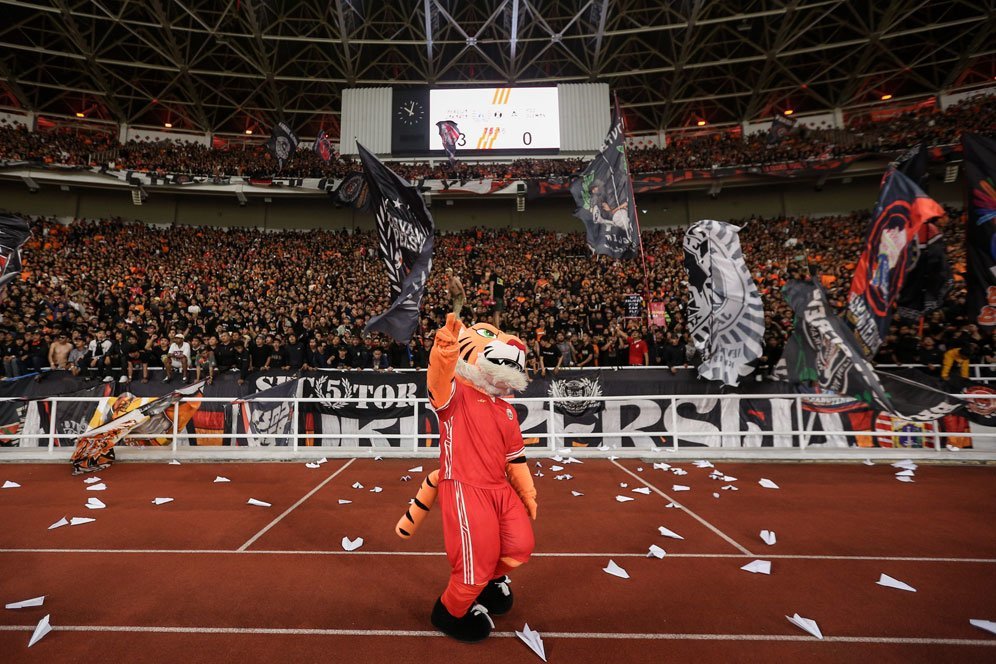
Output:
[758,478,779,489]
[69,517,95,526]
[83,476,102,484]
[370,487,383,493]
[760,530,776,546]
[28,614,51,647]
[636,467,644,472]
[2,480,20,489]
[969,619,996,636]
[876,573,916,592]
[85,497,106,510]
[168,459,181,465]
[373,456,382,461]
[151,497,173,506]
[602,559,629,579]
[946,445,960,452]
[658,526,684,540]
[713,492,720,498]
[400,475,412,482]
[896,476,915,483]
[672,485,690,492]
[305,462,321,469]
[554,474,573,481]
[693,460,714,468]
[534,471,544,478]
[549,465,564,472]
[571,490,584,497]
[247,498,271,508]
[895,469,915,477]
[408,466,423,473]
[352,482,364,489]
[317,457,328,465]
[740,560,772,575]
[48,517,68,530]
[515,623,547,662]
[632,487,651,495]
[615,495,635,503]
[786,613,823,639]
[619,483,628,488]
[892,459,916,470]
[341,536,364,551]
[214,476,231,483]
[338,499,352,505]
[653,463,671,470]
[85,483,107,492]
[665,502,678,508]
[648,544,666,559]
[863,459,875,466]
[564,457,583,464]
[551,455,564,462]
[722,476,737,482]
[5,596,45,609]
[721,485,738,491]
[671,468,688,476]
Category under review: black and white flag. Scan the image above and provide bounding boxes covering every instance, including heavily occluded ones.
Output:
[266,122,299,171]
[357,142,434,343]
[570,117,638,260]
[683,220,765,386]
[783,279,893,411]
[238,377,300,447]
[0,214,31,301]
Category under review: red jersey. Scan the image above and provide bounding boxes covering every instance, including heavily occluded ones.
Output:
[434,381,525,488]
[627,337,648,365]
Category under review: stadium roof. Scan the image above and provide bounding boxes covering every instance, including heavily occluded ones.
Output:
[0,0,993,135]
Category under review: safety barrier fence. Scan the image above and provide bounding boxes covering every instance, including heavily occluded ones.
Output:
[1,391,994,462]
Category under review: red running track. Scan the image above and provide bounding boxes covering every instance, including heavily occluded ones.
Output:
[0,458,994,663]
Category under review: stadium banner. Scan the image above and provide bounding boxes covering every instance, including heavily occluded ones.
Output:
[0,368,989,450]
[0,214,31,301]
[683,220,765,387]
[962,133,996,330]
[766,113,797,145]
[266,121,299,171]
[845,168,944,356]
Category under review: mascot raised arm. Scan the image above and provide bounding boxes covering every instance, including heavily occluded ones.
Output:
[395,298,535,642]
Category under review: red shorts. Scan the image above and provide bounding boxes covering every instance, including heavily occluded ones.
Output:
[438,479,534,586]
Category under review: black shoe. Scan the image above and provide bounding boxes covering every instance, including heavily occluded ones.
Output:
[474,576,513,615]
[430,598,493,642]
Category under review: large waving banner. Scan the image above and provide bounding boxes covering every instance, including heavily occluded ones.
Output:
[963,133,996,329]
[683,220,765,386]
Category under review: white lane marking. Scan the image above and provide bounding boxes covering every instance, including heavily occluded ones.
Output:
[0,549,993,563]
[611,459,753,555]
[0,624,991,646]
[236,458,356,552]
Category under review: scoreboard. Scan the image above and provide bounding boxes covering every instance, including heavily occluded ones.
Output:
[391,86,560,157]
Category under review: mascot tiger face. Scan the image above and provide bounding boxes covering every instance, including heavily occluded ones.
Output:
[454,322,528,397]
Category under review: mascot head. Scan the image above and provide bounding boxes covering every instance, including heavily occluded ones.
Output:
[454,321,528,397]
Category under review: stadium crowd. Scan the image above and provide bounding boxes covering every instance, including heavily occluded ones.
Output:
[0,208,990,383]
[0,94,993,180]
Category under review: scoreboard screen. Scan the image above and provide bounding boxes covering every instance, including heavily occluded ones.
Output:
[390,86,560,156]
[429,87,560,152]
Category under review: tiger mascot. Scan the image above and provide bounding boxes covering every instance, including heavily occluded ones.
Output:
[395,310,535,642]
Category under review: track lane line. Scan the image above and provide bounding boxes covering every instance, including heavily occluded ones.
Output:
[0,624,992,646]
[1,549,994,563]
[236,458,356,552]
[611,458,753,555]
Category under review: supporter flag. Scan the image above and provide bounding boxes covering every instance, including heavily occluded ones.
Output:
[436,120,461,168]
[784,279,893,412]
[356,142,435,343]
[313,129,335,163]
[570,117,638,259]
[682,220,765,386]
[237,378,300,447]
[845,168,944,357]
[895,143,929,190]
[266,121,299,171]
[962,133,996,330]
[896,220,952,320]
[766,113,797,145]
[211,135,228,151]
[0,214,31,301]
[70,383,203,474]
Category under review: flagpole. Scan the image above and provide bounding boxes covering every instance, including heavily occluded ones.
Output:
[615,91,654,330]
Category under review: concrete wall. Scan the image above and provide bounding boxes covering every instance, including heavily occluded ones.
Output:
[0,172,968,231]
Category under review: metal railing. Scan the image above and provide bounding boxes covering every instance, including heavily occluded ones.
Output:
[1,391,993,461]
